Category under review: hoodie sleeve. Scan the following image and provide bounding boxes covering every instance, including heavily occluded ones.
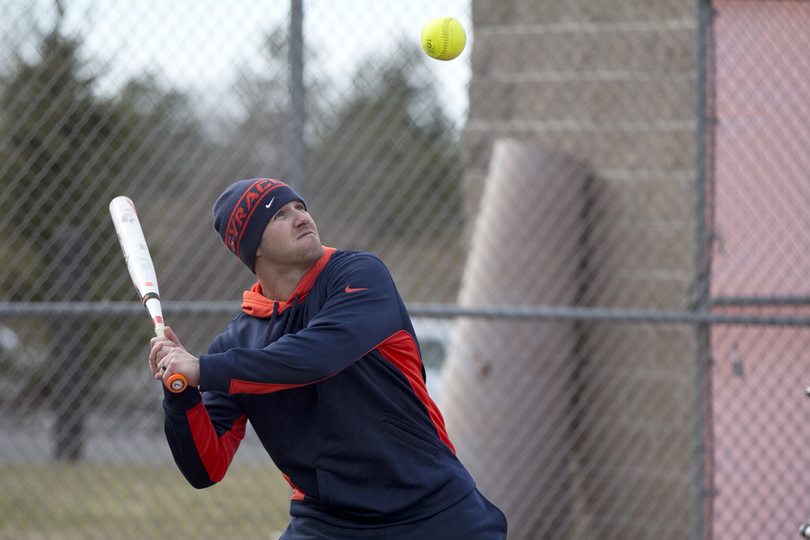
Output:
[161,351,248,488]
[198,253,408,395]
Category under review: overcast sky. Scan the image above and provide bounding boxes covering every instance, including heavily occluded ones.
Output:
[1,0,473,126]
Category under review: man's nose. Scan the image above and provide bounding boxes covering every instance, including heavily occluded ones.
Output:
[292,209,310,224]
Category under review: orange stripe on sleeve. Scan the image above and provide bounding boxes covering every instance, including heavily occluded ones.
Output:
[377,330,456,453]
[186,403,247,482]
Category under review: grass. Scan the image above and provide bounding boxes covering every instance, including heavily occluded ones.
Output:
[0,463,292,539]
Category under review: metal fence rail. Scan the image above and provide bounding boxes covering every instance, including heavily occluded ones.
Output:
[6,301,810,326]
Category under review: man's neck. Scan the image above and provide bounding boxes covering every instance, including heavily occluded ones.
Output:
[255,258,320,301]
[253,245,326,301]
[257,269,305,301]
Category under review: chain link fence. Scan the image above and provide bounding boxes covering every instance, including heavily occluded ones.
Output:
[1,0,809,539]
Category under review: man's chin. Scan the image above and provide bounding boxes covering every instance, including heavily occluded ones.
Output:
[303,241,324,263]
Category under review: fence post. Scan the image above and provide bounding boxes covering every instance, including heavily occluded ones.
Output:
[49,226,90,461]
[693,0,715,538]
[289,0,306,199]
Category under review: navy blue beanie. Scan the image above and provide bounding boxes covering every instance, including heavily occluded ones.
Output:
[212,178,306,273]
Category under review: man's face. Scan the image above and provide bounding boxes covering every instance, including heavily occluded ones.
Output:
[255,200,323,270]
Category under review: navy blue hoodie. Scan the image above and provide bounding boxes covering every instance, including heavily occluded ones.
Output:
[161,248,476,527]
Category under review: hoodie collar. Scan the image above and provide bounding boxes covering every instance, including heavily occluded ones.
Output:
[241,247,336,318]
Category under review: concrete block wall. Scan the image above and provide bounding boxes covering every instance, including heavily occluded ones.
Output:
[462,1,698,537]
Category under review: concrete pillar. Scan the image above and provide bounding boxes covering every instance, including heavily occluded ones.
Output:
[442,138,588,539]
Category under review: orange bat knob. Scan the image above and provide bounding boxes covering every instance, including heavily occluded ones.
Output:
[166,374,188,393]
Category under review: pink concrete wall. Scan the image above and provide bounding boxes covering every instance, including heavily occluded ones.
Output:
[711,2,810,537]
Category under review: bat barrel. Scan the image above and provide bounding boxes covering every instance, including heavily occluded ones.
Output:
[111,196,183,392]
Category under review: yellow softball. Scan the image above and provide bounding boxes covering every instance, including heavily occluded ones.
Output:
[421,17,466,61]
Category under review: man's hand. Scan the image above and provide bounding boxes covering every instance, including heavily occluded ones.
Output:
[149,326,201,389]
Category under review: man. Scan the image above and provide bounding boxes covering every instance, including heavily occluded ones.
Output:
[149,178,507,539]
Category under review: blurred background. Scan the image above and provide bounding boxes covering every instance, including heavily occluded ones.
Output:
[1,0,810,539]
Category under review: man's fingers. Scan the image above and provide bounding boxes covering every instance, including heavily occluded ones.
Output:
[148,345,158,375]
[149,337,197,388]
[149,340,174,375]
[162,327,186,350]
[148,328,185,379]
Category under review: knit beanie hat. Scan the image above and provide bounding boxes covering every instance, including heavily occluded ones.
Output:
[212,178,306,273]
